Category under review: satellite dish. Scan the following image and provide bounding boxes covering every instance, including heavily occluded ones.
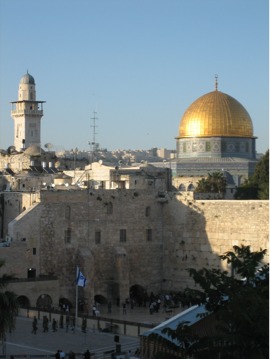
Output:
[65,183,69,187]
[44,143,53,151]
[99,160,103,165]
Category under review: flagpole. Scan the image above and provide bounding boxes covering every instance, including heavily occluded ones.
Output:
[75,266,78,332]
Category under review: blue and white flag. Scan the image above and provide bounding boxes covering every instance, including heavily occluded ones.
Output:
[76,267,87,287]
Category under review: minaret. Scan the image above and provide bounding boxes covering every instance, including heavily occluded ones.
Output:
[10,72,45,151]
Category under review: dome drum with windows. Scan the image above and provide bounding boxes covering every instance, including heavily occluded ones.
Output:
[176,79,256,160]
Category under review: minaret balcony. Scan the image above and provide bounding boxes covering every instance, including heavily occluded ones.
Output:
[11,109,43,116]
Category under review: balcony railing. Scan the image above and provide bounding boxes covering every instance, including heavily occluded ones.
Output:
[11,109,43,116]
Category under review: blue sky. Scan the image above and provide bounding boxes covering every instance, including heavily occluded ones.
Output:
[0,0,268,153]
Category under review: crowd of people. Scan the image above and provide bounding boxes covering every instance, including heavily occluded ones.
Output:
[54,348,94,359]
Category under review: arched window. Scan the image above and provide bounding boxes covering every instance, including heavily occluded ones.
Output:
[145,206,151,217]
[179,184,186,191]
[187,184,195,191]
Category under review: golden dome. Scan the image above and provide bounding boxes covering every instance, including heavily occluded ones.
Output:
[178,90,253,138]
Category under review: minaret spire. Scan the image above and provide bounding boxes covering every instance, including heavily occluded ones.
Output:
[215,74,218,91]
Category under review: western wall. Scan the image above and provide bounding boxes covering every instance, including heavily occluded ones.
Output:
[0,188,268,309]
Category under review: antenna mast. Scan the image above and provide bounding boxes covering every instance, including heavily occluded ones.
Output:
[89,111,98,163]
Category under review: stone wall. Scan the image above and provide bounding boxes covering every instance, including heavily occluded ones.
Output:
[1,191,40,239]
[1,188,268,309]
[162,195,269,291]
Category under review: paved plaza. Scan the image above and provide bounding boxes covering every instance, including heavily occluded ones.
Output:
[3,305,181,358]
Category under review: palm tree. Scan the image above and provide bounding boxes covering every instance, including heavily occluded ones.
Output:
[195,171,227,194]
[0,260,18,355]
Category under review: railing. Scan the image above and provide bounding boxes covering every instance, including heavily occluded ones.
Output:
[19,308,154,337]
[9,276,58,283]
[11,109,43,116]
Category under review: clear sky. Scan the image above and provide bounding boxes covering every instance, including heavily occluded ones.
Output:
[0,0,268,154]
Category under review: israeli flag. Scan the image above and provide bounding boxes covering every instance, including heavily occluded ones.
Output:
[76,267,87,287]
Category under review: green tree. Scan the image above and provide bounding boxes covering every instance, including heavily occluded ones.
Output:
[160,246,269,359]
[195,172,227,194]
[235,150,269,200]
[0,260,18,355]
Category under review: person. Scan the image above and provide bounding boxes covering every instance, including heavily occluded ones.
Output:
[43,315,49,332]
[92,305,96,316]
[52,318,57,332]
[149,302,155,315]
[55,350,60,359]
[81,317,87,333]
[32,316,38,334]
[83,349,91,359]
[59,349,65,359]
[122,302,127,315]
[107,301,112,314]
[66,315,70,332]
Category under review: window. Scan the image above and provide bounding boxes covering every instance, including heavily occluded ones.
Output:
[64,228,71,243]
[107,202,113,214]
[145,206,151,217]
[192,142,197,152]
[65,206,71,219]
[179,184,186,191]
[33,248,36,255]
[187,184,195,191]
[120,229,126,242]
[95,230,101,244]
[183,143,186,153]
[146,229,152,241]
[221,142,226,152]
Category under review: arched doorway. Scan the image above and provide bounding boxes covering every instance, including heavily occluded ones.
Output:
[130,284,148,306]
[94,294,107,305]
[59,298,73,311]
[17,295,30,308]
[27,268,36,279]
[36,294,52,309]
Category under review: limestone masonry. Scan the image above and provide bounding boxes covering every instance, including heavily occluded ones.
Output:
[1,189,268,310]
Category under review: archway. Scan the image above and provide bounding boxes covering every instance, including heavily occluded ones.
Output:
[27,268,36,279]
[130,284,148,306]
[94,294,107,305]
[59,298,73,311]
[36,294,52,309]
[17,295,30,308]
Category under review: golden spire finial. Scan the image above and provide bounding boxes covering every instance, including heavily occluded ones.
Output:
[215,74,218,91]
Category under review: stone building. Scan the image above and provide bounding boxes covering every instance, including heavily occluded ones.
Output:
[1,188,268,311]
[173,77,258,197]
[10,71,45,152]
[0,73,268,313]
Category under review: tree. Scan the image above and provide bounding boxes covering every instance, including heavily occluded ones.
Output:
[195,172,227,194]
[0,260,18,355]
[235,150,269,200]
[160,245,269,359]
